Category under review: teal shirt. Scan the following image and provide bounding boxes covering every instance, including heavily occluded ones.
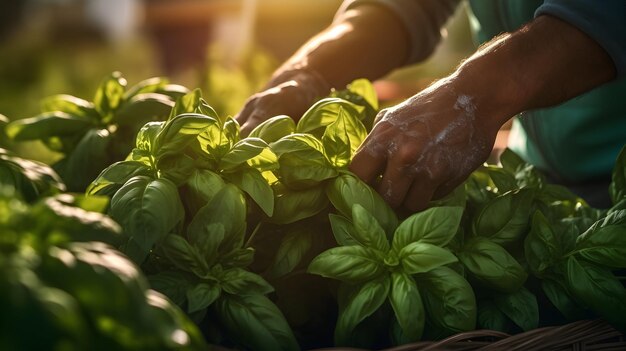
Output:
[468,0,626,183]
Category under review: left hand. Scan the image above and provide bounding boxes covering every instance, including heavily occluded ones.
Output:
[349,82,499,212]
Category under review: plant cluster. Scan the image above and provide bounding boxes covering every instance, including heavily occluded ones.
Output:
[0,151,205,350]
[3,72,626,350]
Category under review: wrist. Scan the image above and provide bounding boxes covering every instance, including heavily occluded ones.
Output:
[265,65,332,103]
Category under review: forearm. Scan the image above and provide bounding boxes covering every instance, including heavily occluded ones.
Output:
[449,15,616,129]
[266,5,410,91]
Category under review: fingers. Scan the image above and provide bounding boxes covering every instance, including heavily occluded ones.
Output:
[404,177,437,212]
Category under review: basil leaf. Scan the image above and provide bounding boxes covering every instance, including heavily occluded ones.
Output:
[224,168,274,217]
[564,256,626,330]
[542,278,586,320]
[329,213,359,246]
[187,185,246,256]
[390,272,424,341]
[160,234,209,276]
[40,94,98,120]
[169,88,202,119]
[188,223,224,267]
[326,174,398,236]
[135,121,163,153]
[6,112,94,142]
[473,189,533,245]
[399,242,457,274]
[270,183,328,225]
[186,283,220,314]
[458,237,527,292]
[297,98,362,137]
[392,206,463,251]
[308,246,383,283]
[93,71,127,120]
[147,270,191,306]
[249,115,295,143]
[220,268,274,295]
[156,113,219,157]
[351,204,389,252]
[419,266,476,335]
[574,209,626,268]
[157,153,195,185]
[334,276,390,346]
[609,145,626,205]
[346,78,378,110]
[486,166,517,194]
[499,148,525,171]
[220,138,269,171]
[215,294,298,351]
[322,106,367,168]
[115,93,174,127]
[87,160,153,197]
[269,227,314,278]
[493,287,538,331]
[185,169,226,215]
[123,77,169,99]
[110,176,184,264]
[477,300,509,332]
[524,211,561,276]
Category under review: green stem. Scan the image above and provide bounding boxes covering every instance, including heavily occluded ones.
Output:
[245,221,263,248]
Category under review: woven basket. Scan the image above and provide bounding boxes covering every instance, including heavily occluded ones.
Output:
[314,320,625,351]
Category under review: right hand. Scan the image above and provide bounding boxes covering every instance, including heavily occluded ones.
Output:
[235,69,330,136]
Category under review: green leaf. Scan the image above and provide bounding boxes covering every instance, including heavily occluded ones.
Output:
[542,279,585,320]
[392,206,463,251]
[499,148,525,171]
[477,300,509,332]
[0,149,65,201]
[224,168,274,217]
[308,246,383,283]
[134,121,163,154]
[321,106,367,168]
[493,287,538,331]
[420,267,476,335]
[297,98,362,136]
[327,174,398,236]
[196,98,220,121]
[93,71,127,119]
[486,166,518,193]
[169,88,202,119]
[458,237,527,292]
[269,227,314,277]
[564,256,626,330]
[157,153,195,185]
[6,112,94,142]
[351,204,389,252]
[609,145,626,205]
[334,276,390,346]
[220,138,269,171]
[109,176,184,264]
[186,283,220,313]
[160,234,209,276]
[390,272,424,342]
[188,222,224,267]
[185,169,226,213]
[215,294,299,351]
[270,183,328,224]
[123,76,169,99]
[155,113,219,157]
[220,268,274,295]
[399,242,457,274]
[249,115,295,143]
[40,94,98,120]
[115,93,174,126]
[186,184,246,255]
[473,189,533,245]
[524,211,561,276]
[574,209,626,268]
[329,213,359,246]
[87,160,153,197]
[272,134,337,189]
[346,78,378,110]
[147,270,191,306]
[55,128,112,192]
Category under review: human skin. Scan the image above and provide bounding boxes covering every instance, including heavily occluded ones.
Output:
[235,5,616,211]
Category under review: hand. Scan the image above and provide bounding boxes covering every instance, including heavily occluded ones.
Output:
[349,82,500,212]
[235,68,330,136]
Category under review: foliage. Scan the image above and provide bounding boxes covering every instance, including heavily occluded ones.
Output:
[5,73,626,350]
[6,72,189,191]
[0,187,206,350]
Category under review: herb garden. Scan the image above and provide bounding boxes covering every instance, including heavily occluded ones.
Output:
[1,72,625,350]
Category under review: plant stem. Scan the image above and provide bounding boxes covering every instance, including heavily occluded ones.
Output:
[245,221,263,248]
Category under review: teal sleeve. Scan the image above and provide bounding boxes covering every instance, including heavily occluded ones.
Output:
[335,0,461,64]
[535,0,626,77]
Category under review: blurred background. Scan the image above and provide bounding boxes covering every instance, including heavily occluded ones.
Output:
[0,0,482,160]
